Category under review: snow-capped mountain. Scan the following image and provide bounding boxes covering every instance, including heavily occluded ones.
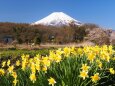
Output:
[32,12,81,26]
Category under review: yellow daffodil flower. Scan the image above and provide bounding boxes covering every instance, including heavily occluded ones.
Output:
[80,71,88,80]
[29,73,36,83]
[0,69,5,76]
[48,77,56,86]
[109,68,115,74]
[91,73,100,83]
[81,64,90,71]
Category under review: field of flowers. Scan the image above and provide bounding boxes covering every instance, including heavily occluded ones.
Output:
[0,45,115,86]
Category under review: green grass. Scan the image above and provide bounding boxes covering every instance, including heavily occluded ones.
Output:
[0,49,50,62]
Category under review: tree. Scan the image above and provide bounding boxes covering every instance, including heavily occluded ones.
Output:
[34,35,41,45]
[17,38,23,44]
[73,26,87,42]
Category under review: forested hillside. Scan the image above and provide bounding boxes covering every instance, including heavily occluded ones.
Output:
[0,22,114,45]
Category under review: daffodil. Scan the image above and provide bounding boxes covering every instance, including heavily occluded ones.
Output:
[0,69,5,76]
[29,73,36,83]
[48,77,56,86]
[11,72,17,79]
[63,47,71,57]
[16,60,20,66]
[108,45,113,55]
[56,48,63,56]
[2,61,6,67]
[8,65,14,73]
[42,59,50,67]
[21,59,27,71]
[30,62,36,73]
[42,66,47,72]
[87,53,95,62]
[81,64,90,71]
[54,55,62,63]
[7,60,10,67]
[77,48,83,55]
[70,46,77,55]
[98,62,102,69]
[96,60,102,69]
[109,68,115,74]
[80,71,88,80]
[13,78,18,86]
[35,64,40,72]
[91,73,100,83]
[34,58,41,72]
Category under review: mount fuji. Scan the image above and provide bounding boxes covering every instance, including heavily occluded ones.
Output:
[32,12,82,26]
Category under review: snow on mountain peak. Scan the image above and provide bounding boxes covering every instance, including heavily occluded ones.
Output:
[32,12,81,26]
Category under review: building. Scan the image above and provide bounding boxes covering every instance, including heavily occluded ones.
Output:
[2,35,14,43]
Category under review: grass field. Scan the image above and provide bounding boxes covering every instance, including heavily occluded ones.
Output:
[0,45,115,86]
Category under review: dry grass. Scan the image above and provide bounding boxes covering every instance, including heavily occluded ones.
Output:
[0,41,95,50]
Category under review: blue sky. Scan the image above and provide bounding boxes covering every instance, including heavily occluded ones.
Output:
[0,0,115,29]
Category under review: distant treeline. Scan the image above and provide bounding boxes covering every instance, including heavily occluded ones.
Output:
[0,22,111,45]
